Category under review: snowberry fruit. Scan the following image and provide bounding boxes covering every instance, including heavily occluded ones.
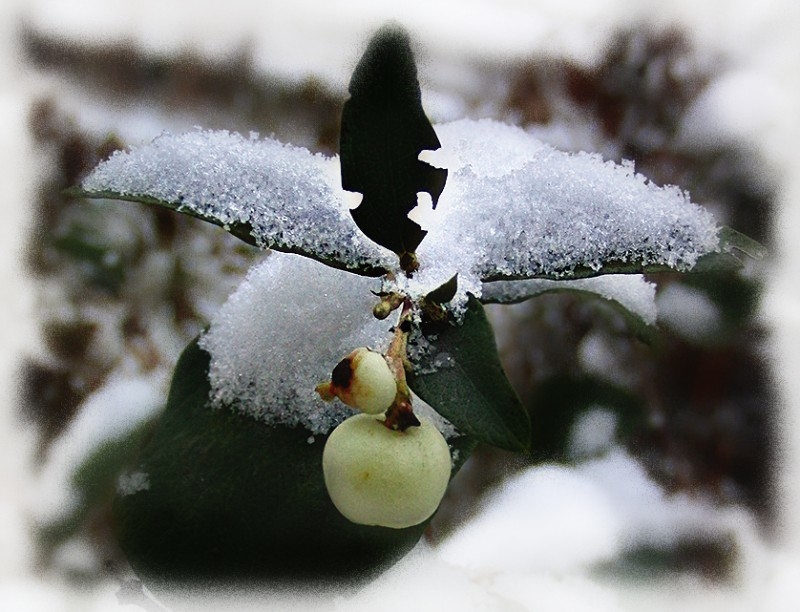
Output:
[316,348,397,414]
[322,413,451,529]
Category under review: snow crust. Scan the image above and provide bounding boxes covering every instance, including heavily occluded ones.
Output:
[199,253,393,434]
[82,120,720,315]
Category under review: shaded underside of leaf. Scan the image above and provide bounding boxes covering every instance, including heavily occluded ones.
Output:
[408,296,530,452]
[340,25,447,256]
[484,285,658,344]
[477,224,764,283]
[424,274,459,305]
[69,188,388,278]
[73,129,397,278]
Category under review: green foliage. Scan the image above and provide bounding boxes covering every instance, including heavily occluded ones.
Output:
[526,375,645,462]
[37,420,154,553]
[63,188,387,278]
[409,296,530,452]
[340,25,447,262]
[114,337,468,585]
[481,284,658,344]
[707,226,768,268]
[424,274,459,305]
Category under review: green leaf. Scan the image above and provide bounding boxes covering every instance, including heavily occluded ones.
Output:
[478,225,766,282]
[480,279,658,344]
[424,274,459,305]
[408,295,530,452]
[340,25,447,258]
[597,535,737,582]
[36,420,155,554]
[115,337,465,587]
[692,226,768,273]
[65,188,386,278]
[527,375,645,462]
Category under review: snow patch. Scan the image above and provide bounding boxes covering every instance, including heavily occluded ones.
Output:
[199,253,392,434]
[82,121,720,317]
[656,282,723,341]
[438,462,623,574]
[117,471,151,496]
[81,129,395,274]
[568,407,619,459]
[33,373,165,524]
[438,449,748,577]
[407,120,719,311]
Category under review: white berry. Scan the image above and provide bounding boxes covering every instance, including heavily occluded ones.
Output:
[322,413,451,529]
[318,348,397,414]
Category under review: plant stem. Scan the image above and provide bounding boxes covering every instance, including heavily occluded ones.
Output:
[383,297,420,431]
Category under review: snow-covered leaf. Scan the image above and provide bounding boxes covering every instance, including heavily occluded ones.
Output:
[390,118,724,306]
[691,225,767,273]
[341,25,447,261]
[75,119,752,317]
[76,130,394,277]
[481,274,658,341]
[408,296,530,452]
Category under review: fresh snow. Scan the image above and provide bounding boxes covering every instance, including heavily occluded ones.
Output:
[412,119,719,290]
[199,253,393,434]
[437,448,752,576]
[81,119,720,315]
[81,129,396,275]
[83,117,717,431]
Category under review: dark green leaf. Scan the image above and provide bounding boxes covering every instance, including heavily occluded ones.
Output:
[479,226,766,282]
[115,337,466,588]
[340,25,447,258]
[480,283,658,344]
[424,274,459,305]
[65,188,386,277]
[408,295,530,452]
[527,375,645,462]
[596,536,737,582]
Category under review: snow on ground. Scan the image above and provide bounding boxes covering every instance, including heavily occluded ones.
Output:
[3,1,800,611]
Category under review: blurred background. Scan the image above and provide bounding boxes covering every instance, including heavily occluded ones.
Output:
[1,0,799,609]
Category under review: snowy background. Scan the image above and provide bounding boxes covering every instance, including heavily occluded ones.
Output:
[2,0,800,610]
